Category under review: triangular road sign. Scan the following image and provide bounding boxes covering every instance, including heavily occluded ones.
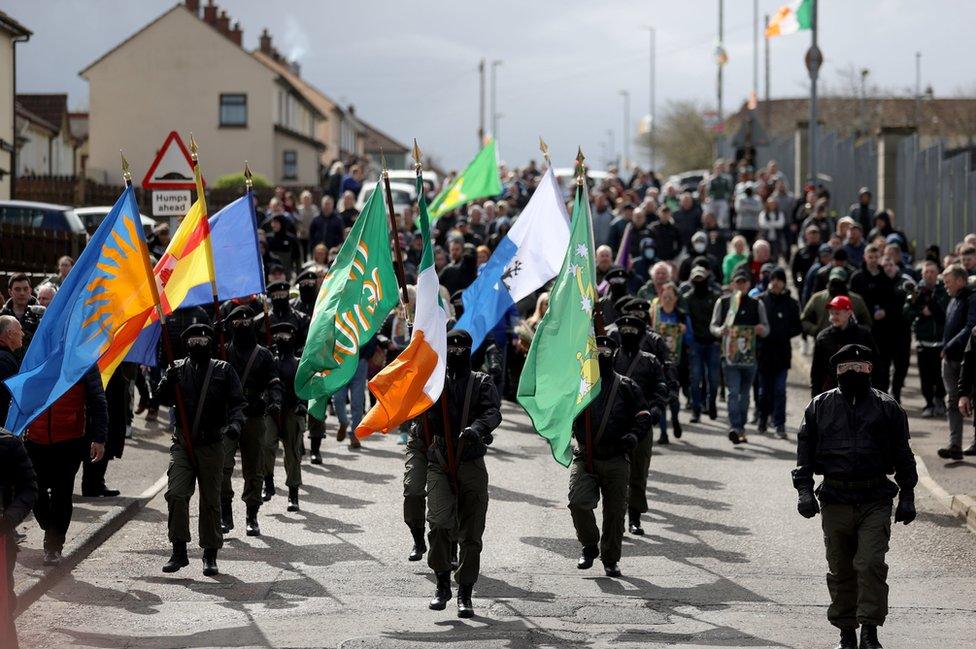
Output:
[141,131,205,190]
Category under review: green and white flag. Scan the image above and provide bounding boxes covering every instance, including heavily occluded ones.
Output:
[296,185,399,419]
[428,138,503,219]
[517,180,601,467]
[765,0,812,38]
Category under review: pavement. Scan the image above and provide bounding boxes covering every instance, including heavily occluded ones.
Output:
[12,355,976,649]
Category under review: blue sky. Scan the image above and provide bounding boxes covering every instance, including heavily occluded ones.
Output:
[9,0,974,171]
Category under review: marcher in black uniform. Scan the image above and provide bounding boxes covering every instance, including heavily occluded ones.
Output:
[157,324,246,576]
[570,336,650,577]
[267,281,311,349]
[268,322,306,512]
[291,269,319,320]
[793,344,917,649]
[1,428,37,649]
[598,268,631,326]
[221,307,282,537]
[612,315,668,536]
[422,329,501,618]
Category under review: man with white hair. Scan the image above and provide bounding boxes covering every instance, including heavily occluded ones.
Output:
[35,284,56,308]
[0,315,24,424]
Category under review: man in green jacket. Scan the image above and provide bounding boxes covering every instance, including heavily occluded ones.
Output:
[801,268,872,337]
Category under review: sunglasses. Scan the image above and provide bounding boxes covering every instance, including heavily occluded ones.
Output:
[836,361,872,374]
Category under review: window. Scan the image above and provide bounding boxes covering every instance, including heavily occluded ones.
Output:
[282,150,297,180]
[219,93,247,127]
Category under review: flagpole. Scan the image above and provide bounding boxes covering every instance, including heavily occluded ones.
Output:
[188,134,225,357]
[379,148,413,317]
[245,164,274,347]
[121,151,196,462]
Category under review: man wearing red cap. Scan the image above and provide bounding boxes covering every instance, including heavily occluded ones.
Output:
[811,296,877,396]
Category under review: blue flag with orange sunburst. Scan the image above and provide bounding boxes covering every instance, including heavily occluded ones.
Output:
[3,186,155,435]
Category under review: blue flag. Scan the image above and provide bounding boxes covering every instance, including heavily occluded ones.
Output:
[124,190,265,365]
[4,187,156,435]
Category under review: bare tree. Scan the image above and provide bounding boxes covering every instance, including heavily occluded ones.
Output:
[635,100,715,176]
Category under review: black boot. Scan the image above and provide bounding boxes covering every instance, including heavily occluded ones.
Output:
[310,437,323,464]
[577,544,599,570]
[287,486,300,512]
[707,399,718,420]
[628,510,644,536]
[202,548,219,576]
[408,526,427,561]
[429,571,452,611]
[858,625,882,649]
[835,628,857,649]
[456,583,475,618]
[672,418,682,439]
[262,476,275,502]
[220,500,234,534]
[603,562,622,577]
[245,504,261,537]
[162,542,189,573]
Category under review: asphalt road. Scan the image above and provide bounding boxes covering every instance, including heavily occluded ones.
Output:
[15,364,976,649]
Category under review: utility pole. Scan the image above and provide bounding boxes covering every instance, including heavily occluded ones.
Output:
[717,0,725,122]
[859,68,869,138]
[806,0,821,185]
[490,60,502,139]
[607,129,615,168]
[643,26,656,170]
[764,13,771,133]
[752,0,759,101]
[913,51,921,127]
[619,90,631,172]
[478,58,485,147]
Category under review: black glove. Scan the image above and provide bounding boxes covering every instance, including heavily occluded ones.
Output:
[648,407,662,426]
[621,433,639,451]
[797,488,820,519]
[894,491,916,525]
[221,425,240,441]
[294,403,308,417]
[481,431,494,447]
[266,402,282,418]
[460,427,480,443]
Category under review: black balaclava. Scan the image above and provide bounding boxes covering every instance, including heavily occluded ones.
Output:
[273,332,294,357]
[608,278,627,301]
[231,320,257,349]
[618,321,645,353]
[186,335,213,365]
[692,277,709,296]
[446,330,472,377]
[298,279,317,306]
[270,289,291,314]
[837,369,871,401]
[596,337,616,379]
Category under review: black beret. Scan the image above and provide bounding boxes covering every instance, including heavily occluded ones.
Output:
[225,305,255,323]
[830,344,874,367]
[271,322,297,336]
[267,281,291,293]
[446,329,473,347]
[295,270,317,283]
[181,323,214,340]
[615,314,646,332]
[595,335,619,351]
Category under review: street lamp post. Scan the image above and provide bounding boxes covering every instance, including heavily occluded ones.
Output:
[806,0,821,185]
[490,60,502,139]
[619,90,631,172]
[642,26,656,170]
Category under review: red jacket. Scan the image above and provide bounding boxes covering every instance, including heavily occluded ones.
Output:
[26,368,107,446]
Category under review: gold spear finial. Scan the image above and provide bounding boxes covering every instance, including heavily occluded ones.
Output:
[120,150,131,183]
[575,147,586,186]
[244,161,253,189]
[539,136,550,165]
[380,147,388,178]
[189,133,198,161]
[412,138,422,173]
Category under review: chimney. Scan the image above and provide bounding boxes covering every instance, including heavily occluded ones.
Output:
[347,104,356,116]
[216,10,230,34]
[229,21,242,47]
[184,0,200,16]
[259,28,272,55]
[202,0,217,25]
[290,61,301,77]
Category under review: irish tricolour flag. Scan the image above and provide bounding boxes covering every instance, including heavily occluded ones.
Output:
[356,174,448,439]
[766,0,812,38]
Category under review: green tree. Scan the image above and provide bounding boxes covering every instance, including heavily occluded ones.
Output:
[635,100,716,176]
[213,171,271,190]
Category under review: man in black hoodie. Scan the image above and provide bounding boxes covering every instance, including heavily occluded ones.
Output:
[757,268,802,437]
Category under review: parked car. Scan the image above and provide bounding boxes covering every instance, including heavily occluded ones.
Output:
[75,206,156,236]
[356,180,417,216]
[0,200,86,234]
[386,169,440,196]
[667,169,709,197]
[553,168,610,198]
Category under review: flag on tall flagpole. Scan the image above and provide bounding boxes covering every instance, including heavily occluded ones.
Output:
[295,184,399,419]
[765,0,812,38]
[516,167,601,467]
[455,166,570,351]
[3,186,156,434]
[356,173,448,438]
[428,138,503,219]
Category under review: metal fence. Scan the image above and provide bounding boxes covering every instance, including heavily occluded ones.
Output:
[722,128,976,255]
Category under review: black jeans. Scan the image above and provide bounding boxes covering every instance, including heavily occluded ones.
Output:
[81,454,111,495]
[25,438,86,551]
[917,347,945,407]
